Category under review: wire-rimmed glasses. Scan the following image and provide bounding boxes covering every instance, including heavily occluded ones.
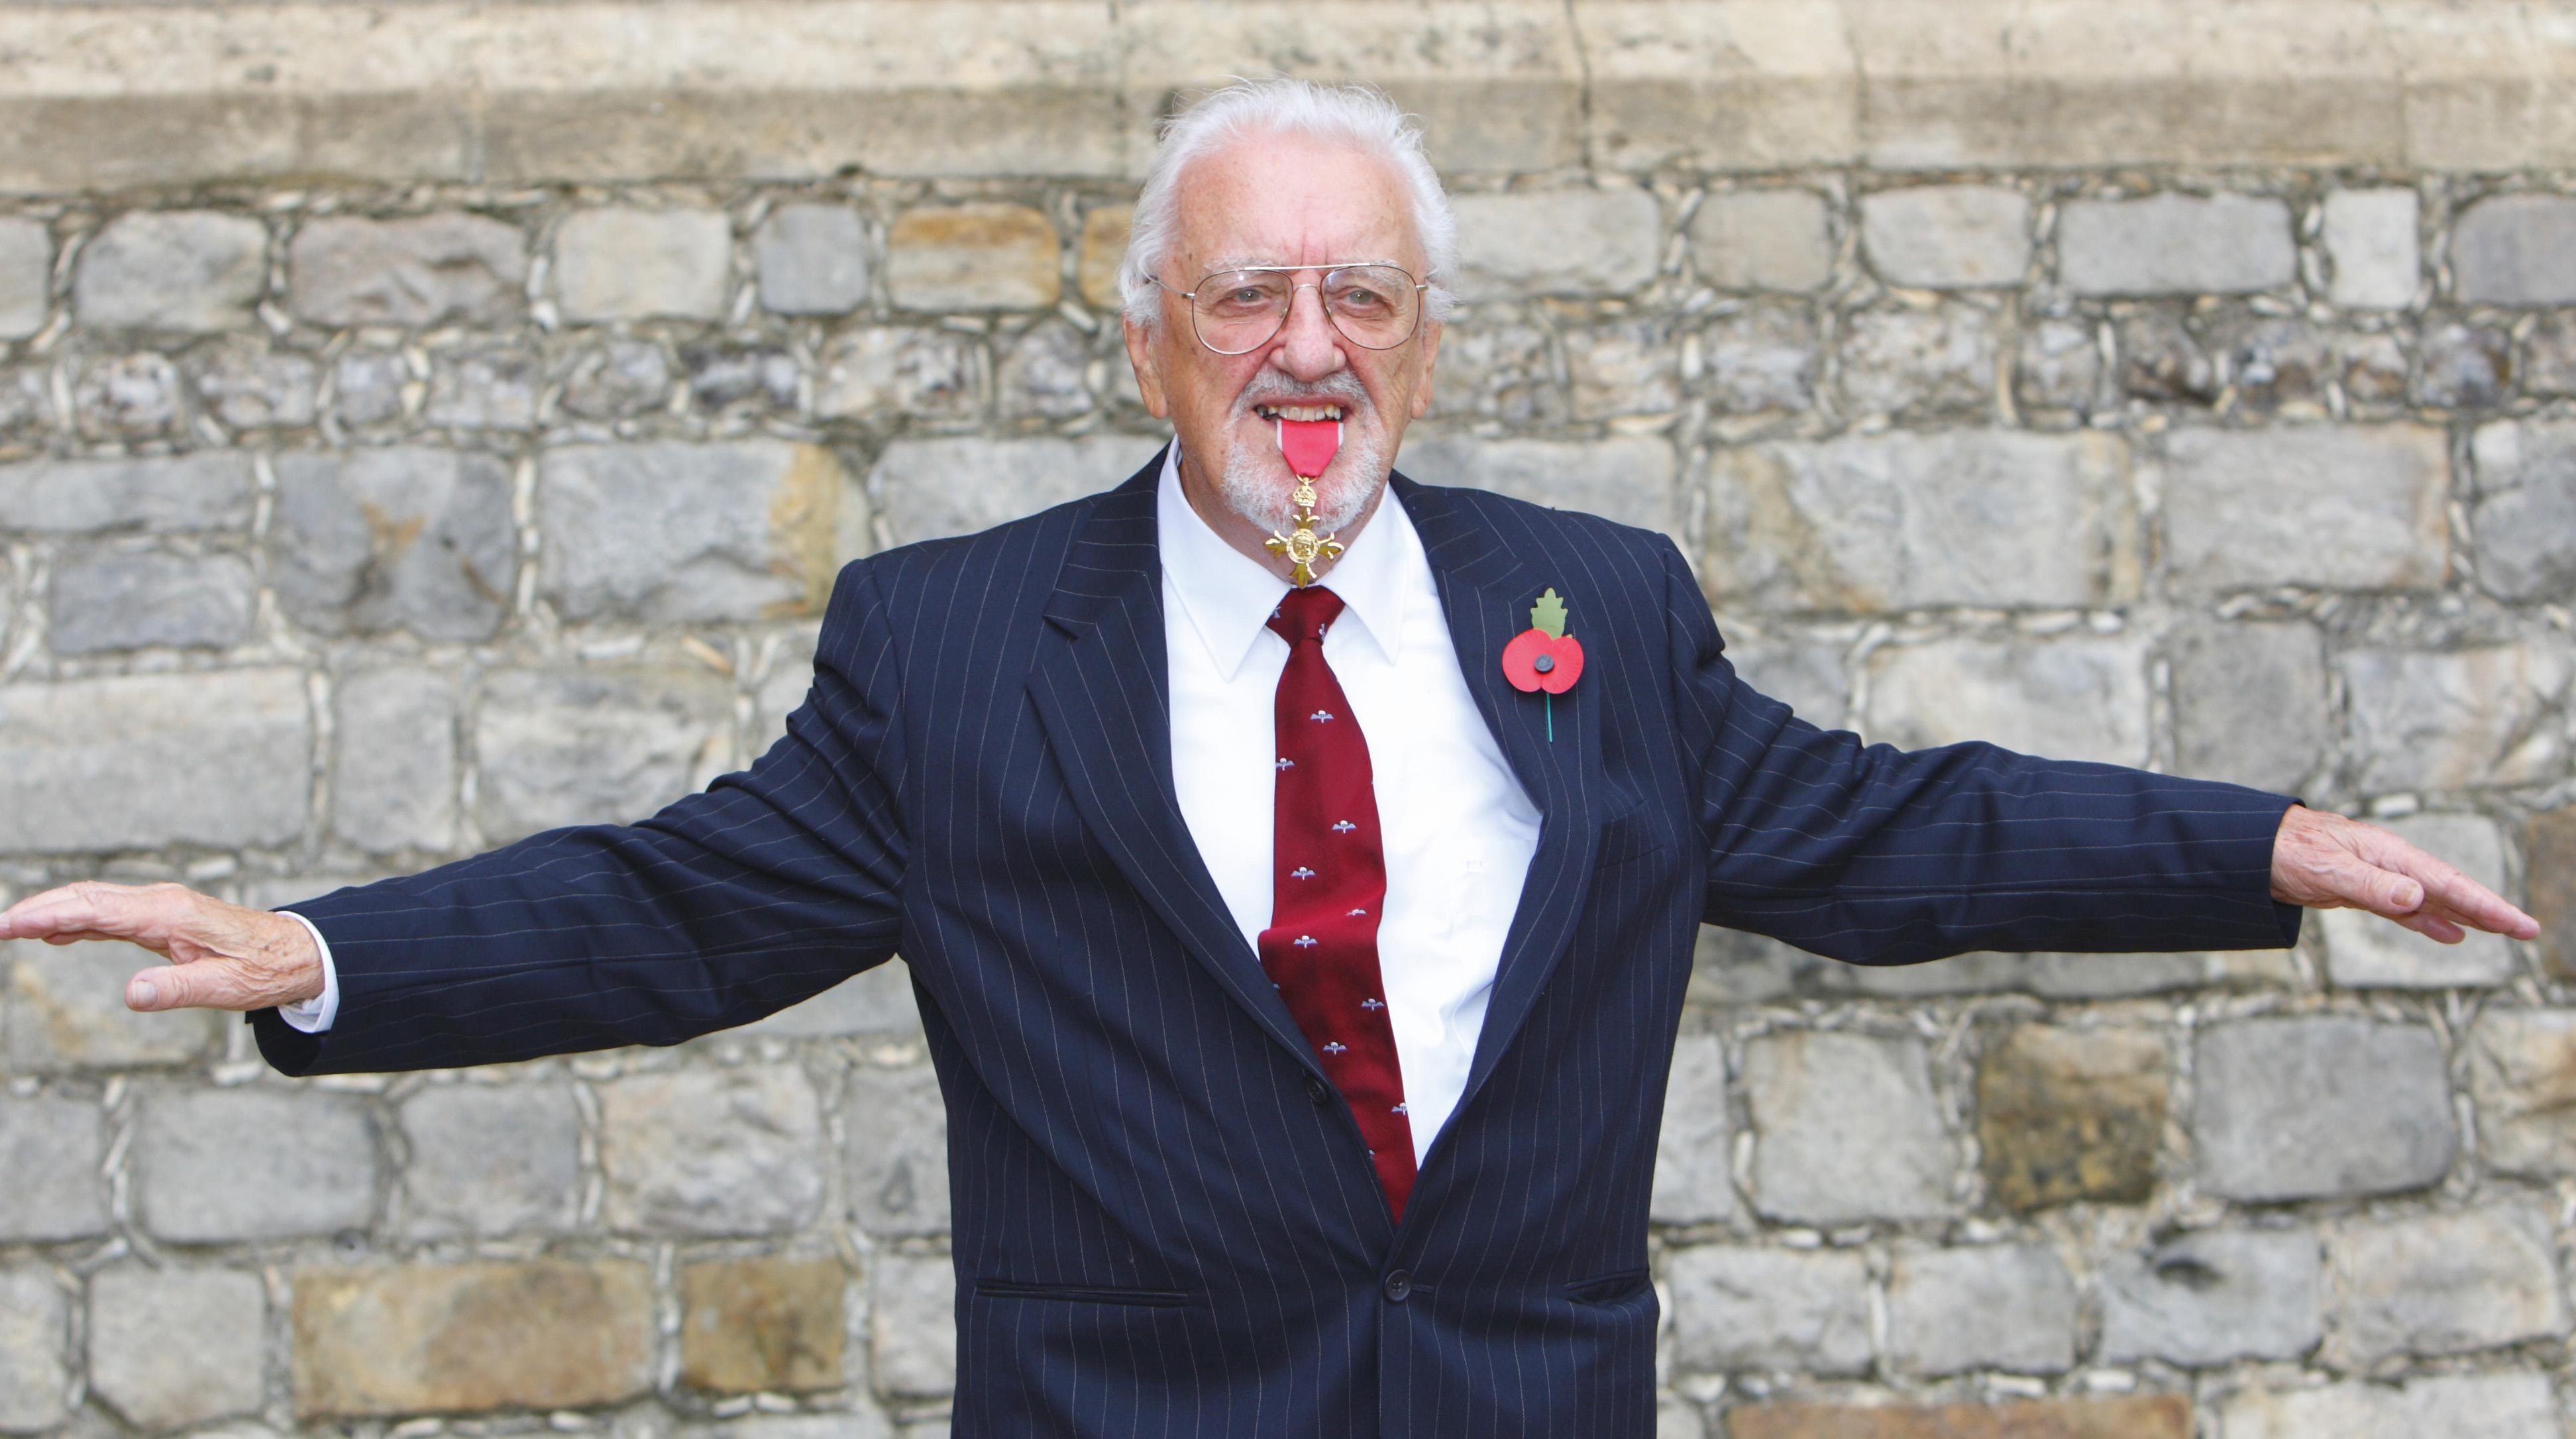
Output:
[1151,262,1430,355]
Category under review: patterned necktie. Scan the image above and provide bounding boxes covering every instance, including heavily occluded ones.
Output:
[1260,584,1416,1220]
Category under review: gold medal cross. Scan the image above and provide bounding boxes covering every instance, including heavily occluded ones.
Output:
[1264,478,1344,586]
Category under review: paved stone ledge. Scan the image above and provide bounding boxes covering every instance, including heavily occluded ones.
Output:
[0,1,2571,191]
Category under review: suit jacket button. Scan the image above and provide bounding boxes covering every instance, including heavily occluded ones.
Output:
[1383,1269,1411,1303]
[1305,1077,1331,1106]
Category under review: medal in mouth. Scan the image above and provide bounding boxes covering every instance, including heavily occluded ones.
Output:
[1263,413,1346,586]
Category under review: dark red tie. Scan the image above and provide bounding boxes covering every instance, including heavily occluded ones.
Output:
[1260,585,1416,1220]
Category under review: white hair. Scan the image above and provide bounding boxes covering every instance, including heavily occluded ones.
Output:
[1117,78,1458,331]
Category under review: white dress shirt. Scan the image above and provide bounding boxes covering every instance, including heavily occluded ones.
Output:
[282,444,1542,1163]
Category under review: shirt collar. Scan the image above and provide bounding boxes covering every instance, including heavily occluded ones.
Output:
[1155,441,1413,680]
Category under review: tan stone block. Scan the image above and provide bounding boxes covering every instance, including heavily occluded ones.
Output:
[5,939,219,1073]
[1725,1395,2189,1439]
[1077,204,1133,313]
[1576,1,1860,172]
[2467,1009,2576,1178]
[888,205,1059,311]
[292,1261,653,1418]
[2398,4,2576,171]
[681,1257,847,1394]
[1977,1026,2166,1212]
[2530,808,2576,981]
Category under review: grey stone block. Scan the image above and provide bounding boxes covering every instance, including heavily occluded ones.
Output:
[48,548,256,654]
[2324,188,2420,309]
[72,351,186,439]
[329,346,409,428]
[0,1096,108,1242]
[600,1065,823,1236]
[697,1414,896,1439]
[816,327,986,424]
[2220,1373,2560,1439]
[1860,186,2031,289]
[2469,1009,2576,1178]
[2161,426,2449,595]
[333,666,460,855]
[2339,331,2410,407]
[867,436,1146,547]
[0,1266,68,1434]
[2470,420,2576,602]
[561,338,673,419]
[1744,1030,1951,1224]
[1885,1244,2077,1376]
[0,670,311,853]
[540,440,843,624]
[2118,311,2220,405]
[2097,1229,2322,1367]
[2451,193,2576,307]
[1704,430,2133,612]
[134,1085,379,1242]
[4,938,223,1072]
[2167,621,2330,794]
[682,343,797,412]
[1861,636,2149,767]
[1815,949,2295,1000]
[193,340,319,429]
[1454,189,1662,299]
[2192,1017,2456,1202]
[2016,317,2102,413]
[2058,194,2296,295]
[2341,643,2571,793]
[2528,313,2576,397]
[555,207,733,322]
[74,210,268,332]
[2322,814,2514,988]
[1432,321,1564,426]
[744,958,920,1039]
[2416,321,2512,409]
[1839,303,1998,416]
[423,343,539,429]
[474,667,732,843]
[1666,1246,1870,1376]
[1650,1033,1735,1225]
[1701,303,1819,413]
[287,212,528,327]
[844,1063,949,1236]
[0,219,50,341]
[1568,317,1683,419]
[996,319,1093,421]
[2223,318,2334,415]
[2323,1203,2568,1368]
[271,448,517,642]
[756,203,871,315]
[398,1081,582,1240]
[1723,633,1847,730]
[1686,189,1831,293]
[869,1253,956,1399]
[1400,435,1680,540]
[88,1264,268,1430]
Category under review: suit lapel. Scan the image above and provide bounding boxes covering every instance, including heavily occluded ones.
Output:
[1025,452,1326,1076]
[1395,476,1609,1128]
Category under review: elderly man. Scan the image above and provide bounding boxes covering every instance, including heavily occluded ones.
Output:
[1,80,2534,1436]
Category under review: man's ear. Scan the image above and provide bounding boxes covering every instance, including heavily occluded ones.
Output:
[1409,319,1442,419]
[1123,317,1171,419]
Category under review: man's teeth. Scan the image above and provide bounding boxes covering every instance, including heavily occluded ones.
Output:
[1256,404,1345,421]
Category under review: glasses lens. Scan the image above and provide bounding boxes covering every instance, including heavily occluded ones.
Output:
[1191,271,1293,354]
[1323,266,1420,349]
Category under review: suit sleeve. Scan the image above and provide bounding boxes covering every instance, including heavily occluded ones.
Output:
[1664,541,2302,966]
[252,558,913,1075]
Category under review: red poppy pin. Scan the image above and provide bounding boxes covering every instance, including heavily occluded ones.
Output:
[1502,588,1583,739]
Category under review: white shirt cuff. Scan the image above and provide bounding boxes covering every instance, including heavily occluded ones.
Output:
[274,911,340,1034]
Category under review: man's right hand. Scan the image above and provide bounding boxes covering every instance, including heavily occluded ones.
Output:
[0,882,322,1013]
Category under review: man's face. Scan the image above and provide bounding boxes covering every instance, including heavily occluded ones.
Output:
[1124,132,1441,539]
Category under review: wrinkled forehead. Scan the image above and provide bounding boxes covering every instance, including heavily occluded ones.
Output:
[1168,132,1424,279]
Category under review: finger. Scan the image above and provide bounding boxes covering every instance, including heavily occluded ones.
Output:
[2388,909,2469,945]
[2357,831,2542,939]
[1,884,174,950]
[2328,853,2426,919]
[126,961,253,1013]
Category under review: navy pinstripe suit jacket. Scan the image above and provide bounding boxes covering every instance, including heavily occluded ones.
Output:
[255,450,2300,1437]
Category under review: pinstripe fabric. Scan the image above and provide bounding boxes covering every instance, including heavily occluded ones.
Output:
[253,448,2300,1437]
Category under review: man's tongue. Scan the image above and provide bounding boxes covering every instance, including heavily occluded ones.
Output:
[1275,417,1341,480]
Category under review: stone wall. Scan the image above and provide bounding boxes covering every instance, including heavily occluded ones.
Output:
[3,4,2575,1438]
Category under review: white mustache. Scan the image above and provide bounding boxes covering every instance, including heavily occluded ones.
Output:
[1232,372,1370,419]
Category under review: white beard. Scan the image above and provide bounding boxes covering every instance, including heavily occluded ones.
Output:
[1217,421,1388,539]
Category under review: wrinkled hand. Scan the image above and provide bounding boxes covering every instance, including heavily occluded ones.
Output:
[0,882,321,1012]
[2271,805,2541,944]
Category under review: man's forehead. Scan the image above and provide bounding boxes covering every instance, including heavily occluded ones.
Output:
[1169,134,1421,264]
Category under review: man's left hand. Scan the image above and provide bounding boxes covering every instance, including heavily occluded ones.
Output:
[2271,804,2541,943]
